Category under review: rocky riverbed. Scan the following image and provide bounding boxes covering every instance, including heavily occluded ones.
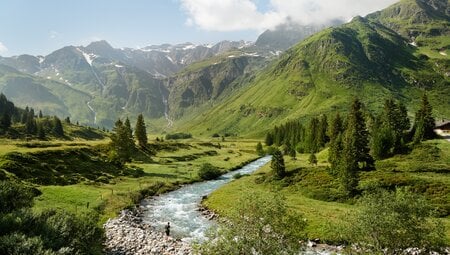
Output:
[104,209,192,255]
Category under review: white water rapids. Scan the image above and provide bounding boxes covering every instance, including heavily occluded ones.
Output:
[140,156,272,241]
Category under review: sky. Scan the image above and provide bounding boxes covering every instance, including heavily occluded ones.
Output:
[0,0,398,57]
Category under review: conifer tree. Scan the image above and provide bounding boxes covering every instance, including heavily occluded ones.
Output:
[134,114,148,148]
[317,115,329,148]
[21,106,29,124]
[65,117,71,124]
[305,117,320,153]
[271,149,285,179]
[256,142,265,156]
[52,116,64,137]
[413,94,435,143]
[124,117,133,140]
[339,99,373,196]
[328,113,344,172]
[0,112,11,130]
[265,132,274,146]
[110,119,135,162]
[38,110,43,118]
[37,121,46,139]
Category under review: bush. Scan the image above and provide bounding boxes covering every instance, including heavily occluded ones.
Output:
[0,181,37,214]
[341,188,446,253]
[198,163,222,180]
[194,191,306,254]
[165,133,192,140]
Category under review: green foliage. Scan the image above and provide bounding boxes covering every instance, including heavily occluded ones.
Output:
[256,142,265,156]
[0,181,102,255]
[413,94,436,143]
[195,191,306,255]
[0,181,37,214]
[328,113,344,175]
[341,188,447,254]
[51,116,64,137]
[271,149,286,179]
[338,99,373,196]
[134,114,148,148]
[109,119,135,163]
[308,153,317,166]
[198,163,222,180]
[165,133,192,140]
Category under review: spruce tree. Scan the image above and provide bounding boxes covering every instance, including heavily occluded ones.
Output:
[0,112,11,130]
[38,110,43,118]
[271,149,285,179]
[135,114,148,148]
[317,115,329,148]
[124,117,133,140]
[65,117,71,124]
[339,99,373,196]
[328,113,344,174]
[110,119,135,162]
[413,94,435,143]
[37,121,46,140]
[305,117,320,153]
[21,107,29,124]
[52,116,64,137]
[256,142,264,156]
[265,132,274,146]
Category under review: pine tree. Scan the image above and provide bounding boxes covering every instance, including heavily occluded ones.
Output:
[25,111,36,134]
[124,117,133,140]
[65,117,71,124]
[413,94,435,143]
[339,99,373,196]
[328,113,344,174]
[135,114,148,148]
[305,117,320,153]
[271,149,285,179]
[256,142,265,156]
[52,116,64,137]
[265,132,274,146]
[21,107,29,124]
[110,119,135,162]
[38,110,43,118]
[0,112,11,130]
[37,121,46,140]
[317,115,329,148]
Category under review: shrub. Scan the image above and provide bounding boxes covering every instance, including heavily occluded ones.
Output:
[165,133,192,140]
[198,163,222,180]
[0,181,37,214]
[341,188,446,253]
[194,191,306,254]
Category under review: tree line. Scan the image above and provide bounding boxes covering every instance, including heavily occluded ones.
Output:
[0,93,65,138]
[109,114,149,163]
[266,94,436,195]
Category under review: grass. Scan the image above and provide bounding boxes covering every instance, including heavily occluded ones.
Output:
[24,137,261,223]
[205,139,450,244]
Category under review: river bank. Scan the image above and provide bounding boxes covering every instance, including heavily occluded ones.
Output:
[104,209,192,255]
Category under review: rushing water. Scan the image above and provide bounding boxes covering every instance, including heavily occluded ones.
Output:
[140,156,272,241]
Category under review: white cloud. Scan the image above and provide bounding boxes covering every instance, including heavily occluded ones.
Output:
[0,41,8,54]
[180,0,399,31]
[49,30,59,39]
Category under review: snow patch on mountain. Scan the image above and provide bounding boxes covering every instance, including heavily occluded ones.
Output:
[76,48,97,66]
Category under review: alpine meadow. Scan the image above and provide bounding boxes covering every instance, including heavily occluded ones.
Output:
[0,0,449,254]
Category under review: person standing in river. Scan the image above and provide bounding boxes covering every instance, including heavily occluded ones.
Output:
[165,222,170,236]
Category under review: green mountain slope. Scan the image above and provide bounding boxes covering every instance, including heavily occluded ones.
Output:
[0,64,92,119]
[177,0,449,137]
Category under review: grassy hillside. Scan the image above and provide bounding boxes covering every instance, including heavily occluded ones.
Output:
[204,139,450,243]
[174,4,449,137]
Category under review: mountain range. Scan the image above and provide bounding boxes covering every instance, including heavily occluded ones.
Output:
[0,0,449,135]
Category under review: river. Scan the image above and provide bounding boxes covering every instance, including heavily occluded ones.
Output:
[140,156,272,241]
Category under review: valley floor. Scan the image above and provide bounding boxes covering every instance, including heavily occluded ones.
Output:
[204,139,450,245]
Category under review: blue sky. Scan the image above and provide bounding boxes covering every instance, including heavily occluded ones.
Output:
[0,0,398,57]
